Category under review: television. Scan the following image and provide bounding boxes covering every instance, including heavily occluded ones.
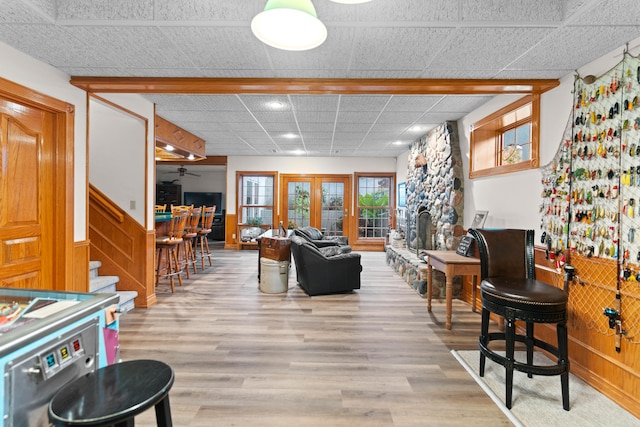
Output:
[183,192,223,214]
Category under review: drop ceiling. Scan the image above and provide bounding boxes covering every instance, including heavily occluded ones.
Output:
[1,0,640,158]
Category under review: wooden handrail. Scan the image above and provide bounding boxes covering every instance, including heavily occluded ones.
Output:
[89,184,125,223]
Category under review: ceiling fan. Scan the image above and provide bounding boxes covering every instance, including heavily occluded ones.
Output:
[169,166,200,177]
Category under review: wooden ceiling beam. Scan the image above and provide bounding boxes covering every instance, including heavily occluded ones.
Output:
[70,77,559,95]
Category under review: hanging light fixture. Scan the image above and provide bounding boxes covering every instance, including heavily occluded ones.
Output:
[251,0,327,51]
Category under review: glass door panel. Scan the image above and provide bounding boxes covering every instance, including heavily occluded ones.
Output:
[321,181,345,236]
[287,181,311,229]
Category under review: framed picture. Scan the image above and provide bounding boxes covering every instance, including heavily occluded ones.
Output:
[397,182,406,207]
[470,210,488,228]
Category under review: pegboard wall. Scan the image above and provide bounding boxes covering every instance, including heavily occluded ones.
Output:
[540,52,640,348]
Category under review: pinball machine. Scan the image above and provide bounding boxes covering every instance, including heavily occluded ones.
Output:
[0,288,119,426]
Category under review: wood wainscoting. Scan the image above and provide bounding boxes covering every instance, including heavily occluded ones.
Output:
[89,185,156,308]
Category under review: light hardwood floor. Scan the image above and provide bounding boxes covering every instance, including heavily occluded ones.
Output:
[119,248,512,426]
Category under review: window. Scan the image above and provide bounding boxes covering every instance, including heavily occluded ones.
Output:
[355,173,394,239]
[236,172,276,227]
[470,94,539,178]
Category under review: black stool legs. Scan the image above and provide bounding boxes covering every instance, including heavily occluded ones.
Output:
[478,305,570,411]
[155,394,173,427]
[558,321,570,410]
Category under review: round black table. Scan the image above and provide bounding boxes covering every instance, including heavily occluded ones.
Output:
[49,359,174,427]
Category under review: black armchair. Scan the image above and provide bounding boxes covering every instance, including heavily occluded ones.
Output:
[293,226,349,248]
[289,235,361,296]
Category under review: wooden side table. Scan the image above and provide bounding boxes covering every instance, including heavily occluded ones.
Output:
[424,250,481,330]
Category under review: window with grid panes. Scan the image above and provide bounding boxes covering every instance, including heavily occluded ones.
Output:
[470,94,540,178]
[237,173,275,226]
[356,174,393,238]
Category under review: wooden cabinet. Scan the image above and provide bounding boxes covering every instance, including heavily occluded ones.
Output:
[156,184,181,206]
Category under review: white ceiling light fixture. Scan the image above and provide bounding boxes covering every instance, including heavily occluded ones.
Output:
[251,0,327,51]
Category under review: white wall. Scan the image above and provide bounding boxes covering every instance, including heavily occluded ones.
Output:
[226,156,397,215]
[0,41,88,241]
[93,93,155,229]
[89,98,147,225]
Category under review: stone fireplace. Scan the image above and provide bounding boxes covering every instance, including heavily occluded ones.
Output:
[386,121,465,298]
[406,121,465,253]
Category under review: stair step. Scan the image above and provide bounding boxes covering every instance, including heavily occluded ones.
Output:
[116,291,138,314]
[89,260,102,279]
[90,275,119,293]
[88,261,136,314]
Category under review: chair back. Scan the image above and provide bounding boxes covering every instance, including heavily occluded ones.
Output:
[185,207,201,235]
[200,205,216,231]
[468,228,535,281]
[171,204,193,213]
[155,204,167,213]
[168,211,188,240]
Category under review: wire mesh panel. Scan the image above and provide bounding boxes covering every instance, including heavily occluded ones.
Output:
[540,53,640,347]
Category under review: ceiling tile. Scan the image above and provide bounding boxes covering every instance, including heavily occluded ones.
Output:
[431,96,494,113]
[567,0,640,25]
[160,26,273,70]
[460,0,564,22]
[154,0,264,21]
[1,0,52,22]
[351,27,454,71]
[428,27,553,71]
[290,95,340,112]
[338,0,460,22]
[56,0,154,20]
[508,25,640,71]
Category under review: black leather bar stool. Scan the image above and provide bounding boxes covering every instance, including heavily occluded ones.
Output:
[49,359,174,427]
[468,228,570,411]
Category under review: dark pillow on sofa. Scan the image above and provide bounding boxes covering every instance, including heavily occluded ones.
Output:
[319,246,342,257]
[319,245,352,257]
[299,226,324,240]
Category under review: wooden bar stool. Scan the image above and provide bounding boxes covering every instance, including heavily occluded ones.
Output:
[156,211,188,292]
[182,206,202,278]
[468,228,570,411]
[196,205,216,269]
[49,359,174,427]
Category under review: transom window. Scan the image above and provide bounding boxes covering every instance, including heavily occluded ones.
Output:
[470,94,539,178]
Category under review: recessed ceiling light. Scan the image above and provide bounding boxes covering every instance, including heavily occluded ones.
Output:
[292,149,305,155]
[268,101,285,109]
[393,141,404,145]
[283,133,299,139]
[409,125,424,132]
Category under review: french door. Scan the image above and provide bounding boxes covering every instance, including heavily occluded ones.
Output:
[281,175,351,237]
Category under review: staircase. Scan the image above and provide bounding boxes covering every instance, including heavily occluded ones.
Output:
[89,261,137,314]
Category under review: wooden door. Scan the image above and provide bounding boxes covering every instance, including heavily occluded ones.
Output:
[281,175,350,237]
[0,99,55,289]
